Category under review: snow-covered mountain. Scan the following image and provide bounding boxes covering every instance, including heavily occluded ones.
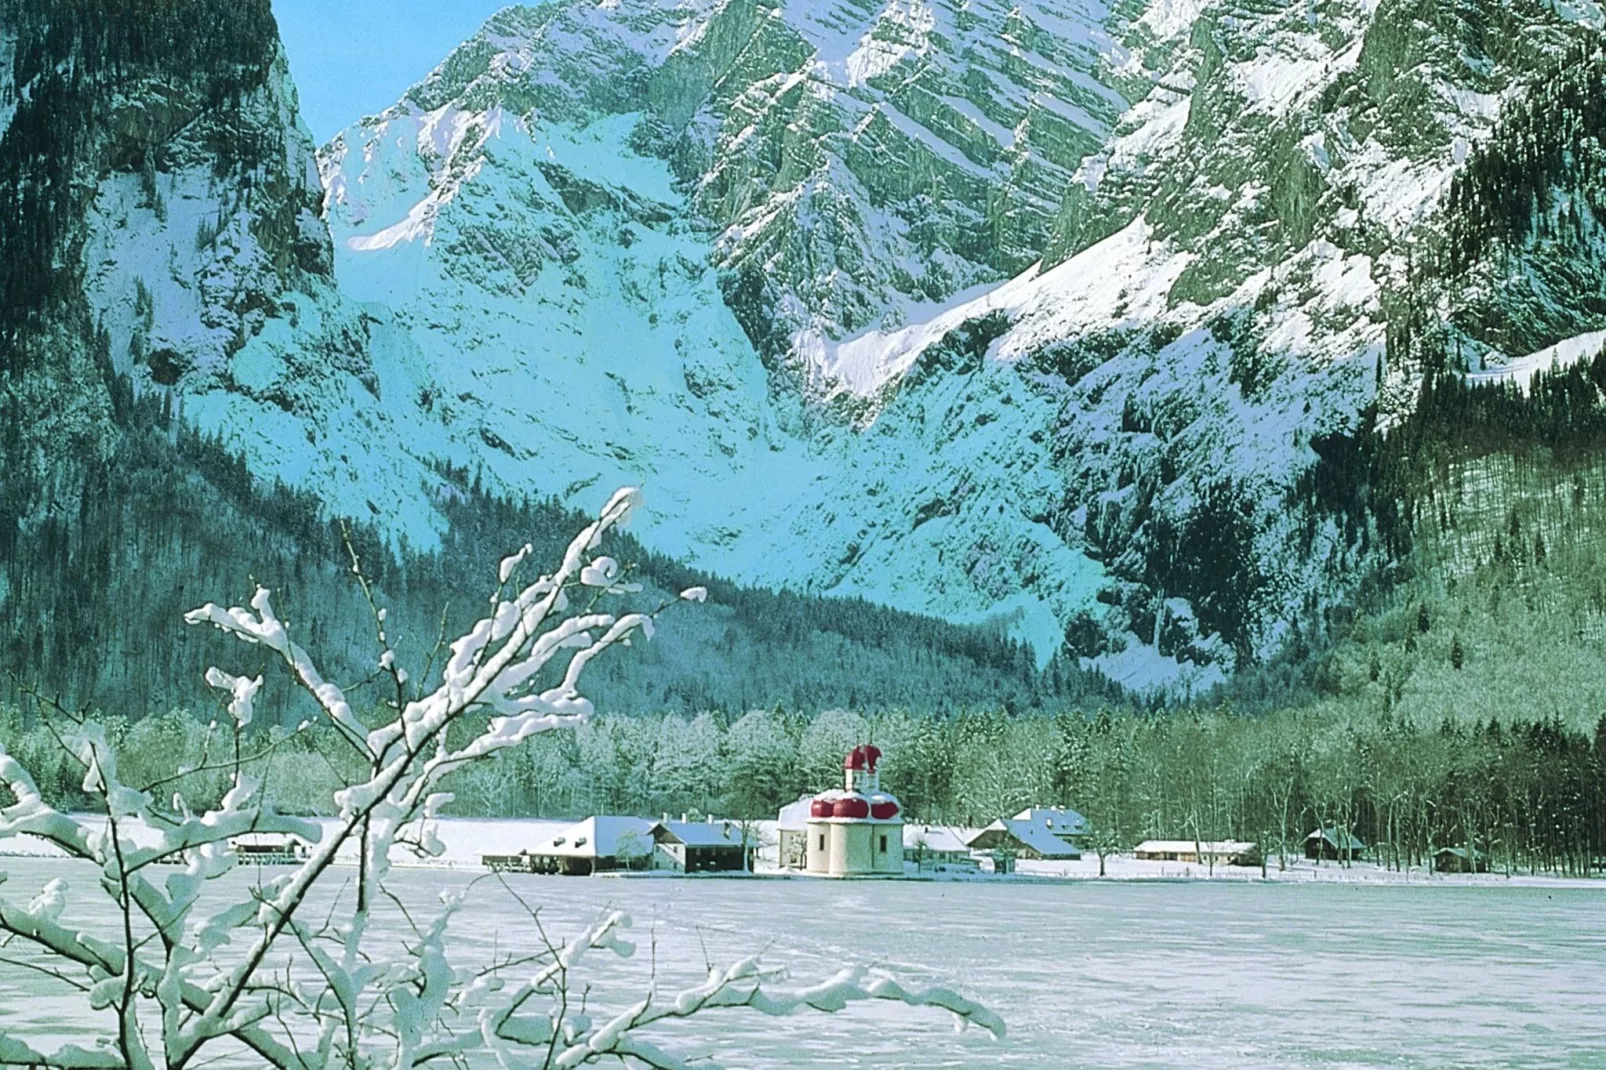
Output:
[11,0,1604,694]
[307,0,1143,668]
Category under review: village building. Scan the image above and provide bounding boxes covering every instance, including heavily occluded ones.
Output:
[1010,807,1090,846]
[485,816,655,876]
[1434,846,1489,873]
[902,824,978,868]
[229,833,309,865]
[1134,839,1261,866]
[967,815,1083,860]
[802,745,904,877]
[652,819,751,873]
[1305,826,1365,861]
[777,795,814,870]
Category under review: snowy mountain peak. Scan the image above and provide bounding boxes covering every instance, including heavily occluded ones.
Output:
[325,0,1132,353]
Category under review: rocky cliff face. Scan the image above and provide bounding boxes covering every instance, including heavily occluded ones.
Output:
[0,0,387,522]
[329,0,1128,352]
[1435,34,1606,365]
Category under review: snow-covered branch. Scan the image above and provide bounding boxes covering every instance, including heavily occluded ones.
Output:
[0,488,1002,1068]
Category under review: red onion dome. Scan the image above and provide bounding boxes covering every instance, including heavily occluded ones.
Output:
[832,794,870,819]
[843,745,884,771]
[810,798,834,819]
[870,799,900,820]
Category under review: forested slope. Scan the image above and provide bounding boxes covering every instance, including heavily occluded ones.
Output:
[0,386,1118,723]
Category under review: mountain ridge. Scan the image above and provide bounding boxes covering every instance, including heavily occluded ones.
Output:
[4,0,1605,700]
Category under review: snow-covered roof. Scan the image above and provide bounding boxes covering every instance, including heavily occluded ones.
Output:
[1011,807,1089,835]
[655,820,746,847]
[903,824,977,854]
[969,819,1082,858]
[1436,845,1486,858]
[1002,822,1082,858]
[777,795,814,831]
[538,817,655,858]
[230,832,309,847]
[1135,839,1257,855]
[1306,827,1364,849]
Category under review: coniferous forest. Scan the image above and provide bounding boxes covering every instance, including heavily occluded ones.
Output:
[8,346,1606,872]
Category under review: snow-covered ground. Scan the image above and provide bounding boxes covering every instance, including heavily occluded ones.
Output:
[1466,329,1606,393]
[1,852,1602,1067]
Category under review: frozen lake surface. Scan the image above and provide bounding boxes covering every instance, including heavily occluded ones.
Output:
[1,856,1602,1068]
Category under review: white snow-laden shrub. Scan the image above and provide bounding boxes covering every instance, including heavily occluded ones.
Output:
[0,488,1004,1069]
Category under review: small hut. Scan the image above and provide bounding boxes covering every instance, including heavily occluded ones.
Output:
[230,834,310,865]
[1305,827,1365,861]
[1434,846,1489,874]
[902,824,978,868]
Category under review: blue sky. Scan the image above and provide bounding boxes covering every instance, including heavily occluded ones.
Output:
[273,0,513,142]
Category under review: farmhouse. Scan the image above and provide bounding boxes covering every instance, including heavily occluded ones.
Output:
[967,817,1082,860]
[803,744,904,877]
[902,824,978,867]
[1434,846,1489,873]
[1305,826,1365,861]
[652,819,751,873]
[1010,807,1089,845]
[484,816,655,875]
[1134,839,1261,866]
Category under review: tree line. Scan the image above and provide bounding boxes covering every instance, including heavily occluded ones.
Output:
[6,698,1602,876]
